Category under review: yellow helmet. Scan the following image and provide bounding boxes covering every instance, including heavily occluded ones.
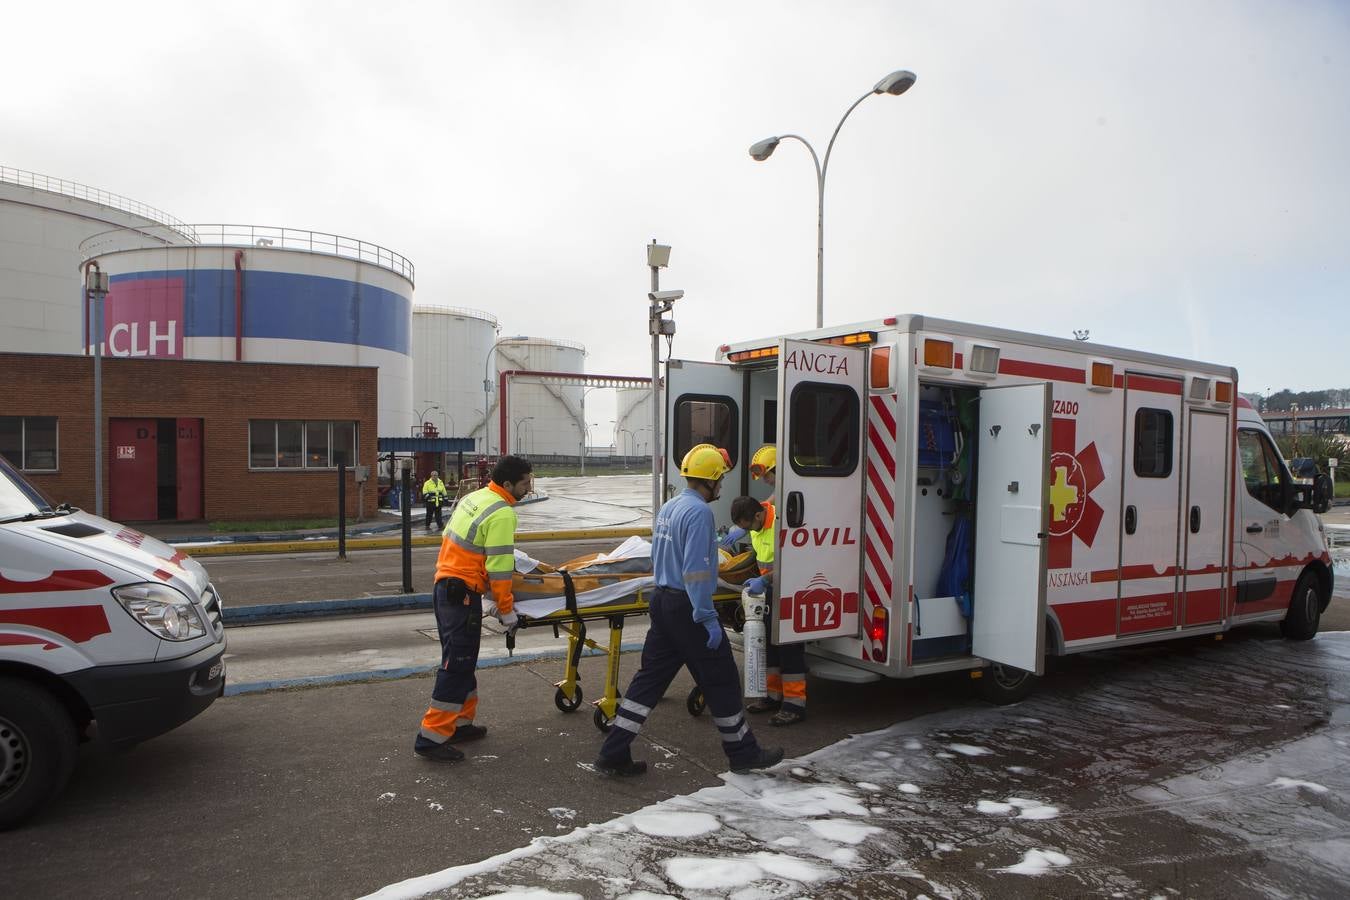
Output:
[750,445,777,480]
[681,444,731,481]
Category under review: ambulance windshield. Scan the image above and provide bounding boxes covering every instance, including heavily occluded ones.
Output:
[0,455,53,521]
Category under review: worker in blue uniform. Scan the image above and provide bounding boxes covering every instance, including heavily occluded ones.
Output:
[593,444,784,777]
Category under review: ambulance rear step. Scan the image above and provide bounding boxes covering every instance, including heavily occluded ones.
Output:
[803,656,881,684]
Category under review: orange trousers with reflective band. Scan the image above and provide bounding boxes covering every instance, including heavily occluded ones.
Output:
[763,590,805,712]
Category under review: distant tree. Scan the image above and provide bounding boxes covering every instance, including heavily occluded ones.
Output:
[1265,389,1295,412]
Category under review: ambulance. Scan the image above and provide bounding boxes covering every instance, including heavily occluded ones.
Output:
[665,314,1334,702]
[0,455,226,829]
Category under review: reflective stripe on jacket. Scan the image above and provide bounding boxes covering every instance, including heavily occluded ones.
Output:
[434,482,518,611]
[422,477,447,503]
[751,499,775,578]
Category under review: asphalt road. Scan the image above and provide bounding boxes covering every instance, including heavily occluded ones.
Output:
[5,615,1350,899]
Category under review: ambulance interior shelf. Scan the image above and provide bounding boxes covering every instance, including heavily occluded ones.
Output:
[913,385,980,662]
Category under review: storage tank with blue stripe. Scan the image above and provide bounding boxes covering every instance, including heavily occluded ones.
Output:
[80,224,414,437]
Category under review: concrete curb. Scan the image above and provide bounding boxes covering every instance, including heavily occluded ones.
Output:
[222,641,645,696]
[181,526,651,557]
[222,593,434,625]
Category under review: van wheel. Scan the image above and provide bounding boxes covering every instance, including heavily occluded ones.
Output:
[0,678,78,831]
[975,663,1039,706]
[1280,572,1323,641]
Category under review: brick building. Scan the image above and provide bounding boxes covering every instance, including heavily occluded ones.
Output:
[0,353,377,522]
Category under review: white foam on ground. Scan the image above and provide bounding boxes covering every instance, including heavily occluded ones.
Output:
[628,811,720,838]
[1003,849,1072,875]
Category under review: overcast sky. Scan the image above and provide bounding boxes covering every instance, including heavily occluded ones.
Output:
[4,1,1347,428]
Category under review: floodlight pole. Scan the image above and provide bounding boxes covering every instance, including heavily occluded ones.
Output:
[647,241,669,518]
[85,264,109,518]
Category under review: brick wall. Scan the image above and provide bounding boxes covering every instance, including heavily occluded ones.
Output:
[0,353,378,522]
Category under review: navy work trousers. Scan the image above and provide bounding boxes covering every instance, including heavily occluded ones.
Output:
[598,587,761,766]
[415,578,482,750]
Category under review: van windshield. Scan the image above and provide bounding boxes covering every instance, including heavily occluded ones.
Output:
[0,455,53,521]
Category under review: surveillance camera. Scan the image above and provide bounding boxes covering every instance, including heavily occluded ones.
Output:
[649,290,684,302]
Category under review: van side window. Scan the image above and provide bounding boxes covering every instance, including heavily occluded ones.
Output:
[788,383,859,476]
[1133,408,1173,478]
[1238,429,1285,510]
[673,395,739,468]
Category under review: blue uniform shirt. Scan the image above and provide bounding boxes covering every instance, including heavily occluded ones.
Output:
[652,487,719,624]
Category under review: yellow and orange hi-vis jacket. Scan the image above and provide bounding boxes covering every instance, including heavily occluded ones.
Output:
[435,481,519,613]
[751,499,775,580]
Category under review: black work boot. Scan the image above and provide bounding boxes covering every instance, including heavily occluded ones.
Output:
[448,724,487,744]
[594,756,648,777]
[414,740,465,762]
[730,747,784,774]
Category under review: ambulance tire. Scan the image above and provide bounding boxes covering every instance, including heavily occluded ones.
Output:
[975,663,1039,706]
[686,687,706,717]
[554,685,583,713]
[1279,571,1322,641]
[0,678,78,831]
[592,708,613,733]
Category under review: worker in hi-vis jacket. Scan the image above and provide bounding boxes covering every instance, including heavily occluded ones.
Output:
[594,443,783,777]
[414,455,533,762]
[422,470,449,532]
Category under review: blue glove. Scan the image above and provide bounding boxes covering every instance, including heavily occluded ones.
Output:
[702,618,724,651]
[745,576,767,595]
[719,527,747,550]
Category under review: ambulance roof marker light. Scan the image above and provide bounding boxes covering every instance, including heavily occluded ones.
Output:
[921,336,954,371]
[1088,359,1114,393]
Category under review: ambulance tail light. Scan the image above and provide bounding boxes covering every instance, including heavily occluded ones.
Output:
[868,606,889,643]
[1088,360,1114,393]
[869,345,894,391]
[922,338,954,370]
[113,583,207,641]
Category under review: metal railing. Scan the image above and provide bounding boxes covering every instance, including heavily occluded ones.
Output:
[1,164,197,242]
[79,223,415,284]
[413,304,499,326]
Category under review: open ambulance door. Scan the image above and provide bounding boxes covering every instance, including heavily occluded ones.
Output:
[772,339,868,645]
[971,382,1051,674]
[663,359,744,523]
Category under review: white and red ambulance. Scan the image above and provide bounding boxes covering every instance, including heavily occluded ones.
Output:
[665,314,1333,702]
[0,455,225,829]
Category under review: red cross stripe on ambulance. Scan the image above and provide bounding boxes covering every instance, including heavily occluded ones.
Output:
[1048,417,1106,570]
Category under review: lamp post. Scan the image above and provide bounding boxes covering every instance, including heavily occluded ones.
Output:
[647,241,680,516]
[578,386,603,476]
[749,68,917,329]
[617,428,636,463]
[85,264,109,517]
[412,402,441,438]
[483,335,528,455]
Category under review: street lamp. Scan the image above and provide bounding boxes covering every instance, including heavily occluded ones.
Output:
[412,402,441,438]
[85,264,109,517]
[483,334,528,455]
[749,68,917,329]
[578,386,604,476]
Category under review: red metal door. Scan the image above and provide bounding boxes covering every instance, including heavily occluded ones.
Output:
[109,418,158,521]
[175,418,203,521]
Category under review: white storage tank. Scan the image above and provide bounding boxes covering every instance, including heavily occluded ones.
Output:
[79,224,416,438]
[493,336,587,457]
[0,166,195,355]
[412,305,499,448]
[614,387,656,457]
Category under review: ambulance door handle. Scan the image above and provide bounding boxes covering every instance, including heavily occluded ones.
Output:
[1124,505,1137,535]
[1246,523,1263,534]
[786,491,805,528]
[1190,505,1201,534]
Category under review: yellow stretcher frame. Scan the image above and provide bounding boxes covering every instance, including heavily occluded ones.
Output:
[513,584,743,732]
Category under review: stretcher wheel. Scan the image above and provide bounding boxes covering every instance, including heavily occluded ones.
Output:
[686,687,706,717]
[592,708,613,733]
[554,685,583,713]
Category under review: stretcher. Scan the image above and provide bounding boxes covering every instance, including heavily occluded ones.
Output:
[504,538,756,732]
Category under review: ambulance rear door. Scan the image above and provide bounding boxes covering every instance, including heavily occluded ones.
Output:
[972,382,1051,674]
[664,359,744,522]
[772,339,867,645]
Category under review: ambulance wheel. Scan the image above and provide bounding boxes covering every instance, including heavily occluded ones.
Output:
[975,663,1039,706]
[592,708,613,733]
[554,685,583,713]
[1280,572,1323,641]
[0,678,78,831]
[686,687,706,717]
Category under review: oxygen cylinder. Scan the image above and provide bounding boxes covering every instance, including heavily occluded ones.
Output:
[741,586,767,698]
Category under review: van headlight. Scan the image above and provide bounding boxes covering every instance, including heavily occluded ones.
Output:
[113,583,207,641]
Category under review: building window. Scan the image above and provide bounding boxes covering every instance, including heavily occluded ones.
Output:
[249,420,358,470]
[0,416,59,472]
[1133,408,1173,478]
[673,395,739,469]
[788,383,860,476]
